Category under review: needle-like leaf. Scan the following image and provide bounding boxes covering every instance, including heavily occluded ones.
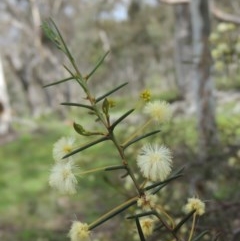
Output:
[61,102,93,110]
[95,82,128,103]
[62,136,108,159]
[123,130,161,149]
[89,198,137,230]
[110,109,135,130]
[85,51,110,80]
[136,218,146,241]
[173,210,195,233]
[105,165,126,171]
[192,231,209,241]
[127,211,155,219]
[143,167,184,193]
[43,77,74,88]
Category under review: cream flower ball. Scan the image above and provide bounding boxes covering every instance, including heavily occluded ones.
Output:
[68,221,91,241]
[144,100,172,124]
[184,197,205,216]
[52,136,75,161]
[49,160,78,194]
[137,144,173,181]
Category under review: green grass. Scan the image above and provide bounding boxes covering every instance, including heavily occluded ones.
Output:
[0,119,126,240]
[0,128,63,240]
[1,134,49,212]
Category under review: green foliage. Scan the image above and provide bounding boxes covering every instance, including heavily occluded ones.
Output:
[210,22,240,90]
[157,89,183,103]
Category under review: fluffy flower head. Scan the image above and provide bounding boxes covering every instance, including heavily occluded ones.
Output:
[69,221,90,241]
[184,197,205,216]
[137,144,173,181]
[53,136,75,161]
[144,100,171,123]
[140,218,154,237]
[49,160,78,194]
[137,193,157,211]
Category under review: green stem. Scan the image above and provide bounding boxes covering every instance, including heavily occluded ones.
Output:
[78,165,127,175]
[154,211,179,240]
[77,166,109,175]
[121,119,152,146]
[188,213,197,241]
[92,104,109,128]
[110,132,142,195]
[156,205,175,229]
[89,196,138,230]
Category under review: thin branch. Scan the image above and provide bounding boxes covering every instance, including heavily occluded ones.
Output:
[29,0,42,49]
[211,2,240,24]
[158,0,240,25]
[158,0,189,4]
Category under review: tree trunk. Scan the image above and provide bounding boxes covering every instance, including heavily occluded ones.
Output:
[190,0,218,162]
[173,3,191,97]
[0,55,11,135]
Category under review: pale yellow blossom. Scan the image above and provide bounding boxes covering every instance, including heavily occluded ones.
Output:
[140,218,154,237]
[140,89,151,102]
[53,136,75,161]
[144,100,172,123]
[69,221,91,241]
[137,193,157,211]
[184,197,205,216]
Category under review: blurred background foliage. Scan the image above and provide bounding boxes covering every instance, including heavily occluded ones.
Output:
[0,0,240,240]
